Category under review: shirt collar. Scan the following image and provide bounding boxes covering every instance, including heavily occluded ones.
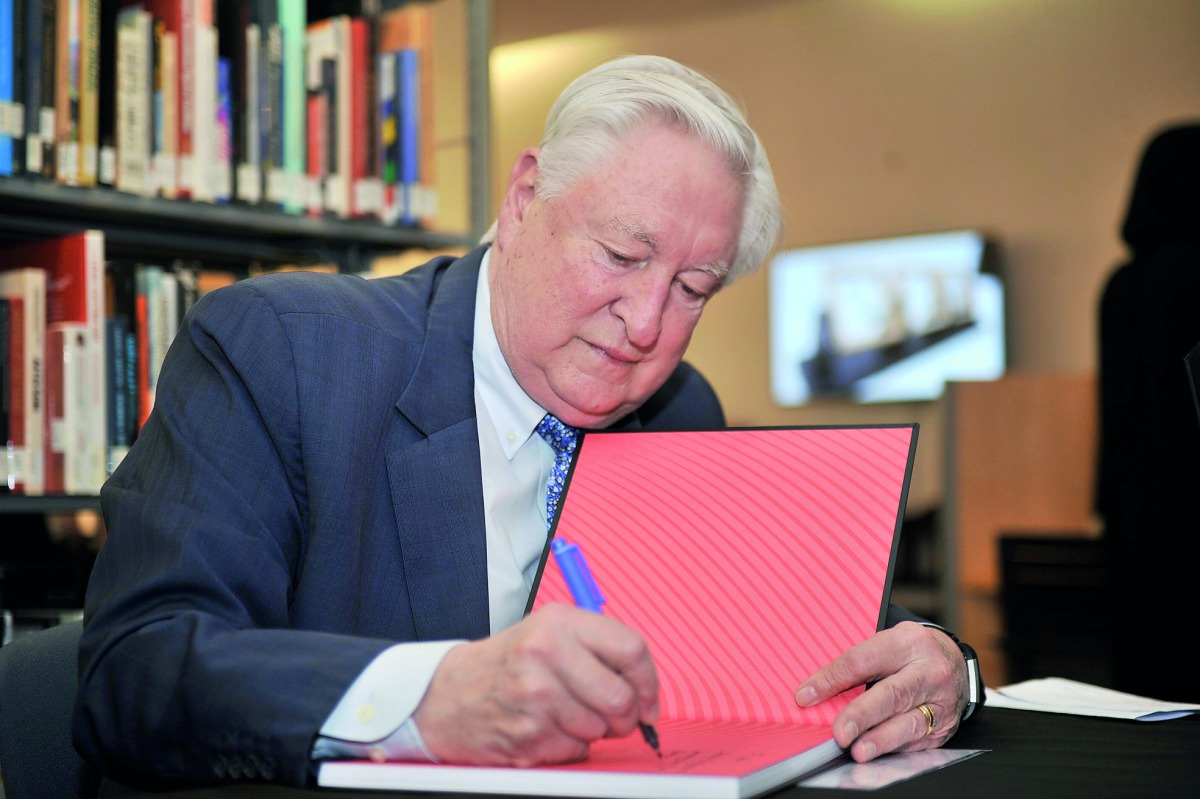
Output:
[473,249,548,460]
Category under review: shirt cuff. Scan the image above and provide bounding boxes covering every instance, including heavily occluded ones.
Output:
[312,639,465,761]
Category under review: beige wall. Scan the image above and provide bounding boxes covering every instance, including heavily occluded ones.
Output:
[488,0,1200,511]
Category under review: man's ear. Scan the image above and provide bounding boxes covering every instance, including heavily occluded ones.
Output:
[495,148,540,250]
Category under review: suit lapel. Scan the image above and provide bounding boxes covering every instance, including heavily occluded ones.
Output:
[386,250,491,641]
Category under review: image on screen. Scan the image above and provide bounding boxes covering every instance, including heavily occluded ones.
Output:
[768,230,1006,406]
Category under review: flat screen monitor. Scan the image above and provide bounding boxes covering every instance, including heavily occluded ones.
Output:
[768,229,1005,406]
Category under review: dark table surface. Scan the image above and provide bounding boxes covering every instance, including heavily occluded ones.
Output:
[100,707,1200,799]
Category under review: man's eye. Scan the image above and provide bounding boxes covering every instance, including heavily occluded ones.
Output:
[677,281,710,302]
[605,248,637,265]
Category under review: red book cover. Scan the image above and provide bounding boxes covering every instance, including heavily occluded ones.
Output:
[320,425,918,798]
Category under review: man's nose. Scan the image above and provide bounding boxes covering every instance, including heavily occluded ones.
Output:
[615,271,671,350]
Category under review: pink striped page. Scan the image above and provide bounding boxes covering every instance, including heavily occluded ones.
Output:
[531,425,917,727]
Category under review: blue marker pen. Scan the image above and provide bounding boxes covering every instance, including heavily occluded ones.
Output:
[551,537,662,757]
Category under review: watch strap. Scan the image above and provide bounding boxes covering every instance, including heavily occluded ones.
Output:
[920,622,984,721]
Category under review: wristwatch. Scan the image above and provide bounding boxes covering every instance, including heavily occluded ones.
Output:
[920,623,984,721]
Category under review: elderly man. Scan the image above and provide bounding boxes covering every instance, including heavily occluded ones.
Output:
[75,54,980,789]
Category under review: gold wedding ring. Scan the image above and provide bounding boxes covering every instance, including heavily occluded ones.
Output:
[918,703,936,734]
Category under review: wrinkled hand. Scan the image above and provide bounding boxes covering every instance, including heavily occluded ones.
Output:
[795,621,967,762]
[413,603,660,766]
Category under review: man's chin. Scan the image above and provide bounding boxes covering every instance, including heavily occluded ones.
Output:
[548,394,636,431]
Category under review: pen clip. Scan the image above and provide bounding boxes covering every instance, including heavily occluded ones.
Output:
[551,537,606,614]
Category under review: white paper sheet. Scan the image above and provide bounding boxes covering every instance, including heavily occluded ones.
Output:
[987,677,1200,721]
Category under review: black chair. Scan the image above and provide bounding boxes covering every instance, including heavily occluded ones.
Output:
[998,535,1114,687]
[0,619,100,799]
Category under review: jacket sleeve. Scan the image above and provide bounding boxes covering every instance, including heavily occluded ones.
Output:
[74,280,395,789]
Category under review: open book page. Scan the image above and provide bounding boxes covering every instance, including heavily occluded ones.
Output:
[532,426,917,726]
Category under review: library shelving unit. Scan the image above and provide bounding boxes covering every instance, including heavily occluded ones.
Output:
[0,0,493,620]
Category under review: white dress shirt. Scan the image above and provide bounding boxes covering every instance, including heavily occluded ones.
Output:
[313,250,558,761]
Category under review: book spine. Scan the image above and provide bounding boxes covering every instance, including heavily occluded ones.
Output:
[35,0,53,178]
[279,0,305,215]
[154,22,178,198]
[95,0,115,185]
[5,295,27,493]
[134,264,158,431]
[0,0,14,177]
[376,49,397,224]
[238,11,261,203]
[348,15,372,218]
[263,15,283,206]
[334,16,351,219]
[76,0,98,186]
[9,0,27,175]
[0,297,8,493]
[54,0,79,186]
[115,7,153,196]
[42,324,66,493]
[0,269,46,495]
[397,46,418,227]
[80,229,106,492]
[214,55,231,202]
[190,8,216,203]
[153,269,177,389]
[105,315,129,474]
[21,0,39,175]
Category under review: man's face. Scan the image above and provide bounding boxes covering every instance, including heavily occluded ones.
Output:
[490,123,744,429]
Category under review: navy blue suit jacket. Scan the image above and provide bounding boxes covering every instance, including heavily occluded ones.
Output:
[74,247,727,787]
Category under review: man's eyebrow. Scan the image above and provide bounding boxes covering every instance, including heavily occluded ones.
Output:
[611,216,657,249]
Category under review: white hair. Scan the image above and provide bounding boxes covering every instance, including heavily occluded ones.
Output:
[483,55,781,284]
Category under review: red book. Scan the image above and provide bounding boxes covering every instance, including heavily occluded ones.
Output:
[320,426,919,799]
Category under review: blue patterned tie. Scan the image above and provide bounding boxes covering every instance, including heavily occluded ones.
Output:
[535,413,579,529]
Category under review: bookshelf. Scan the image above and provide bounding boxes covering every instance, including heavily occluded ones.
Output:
[0,0,493,617]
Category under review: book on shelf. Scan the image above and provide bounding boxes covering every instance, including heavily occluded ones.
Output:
[115,4,155,197]
[53,0,79,185]
[2,231,107,495]
[26,0,56,178]
[105,260,138,471]
[234,0,262,204]
[279,0,306,214]
[319,425,920,799]
[348,13,376,218]
[152,15,178,198]
[213,55,232,202]
[191,1,218,203]
[77,0,100,186]
[262,4,284,206]
[0,0,19,177]
[0,267,46,496]
[0,297,9,491]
